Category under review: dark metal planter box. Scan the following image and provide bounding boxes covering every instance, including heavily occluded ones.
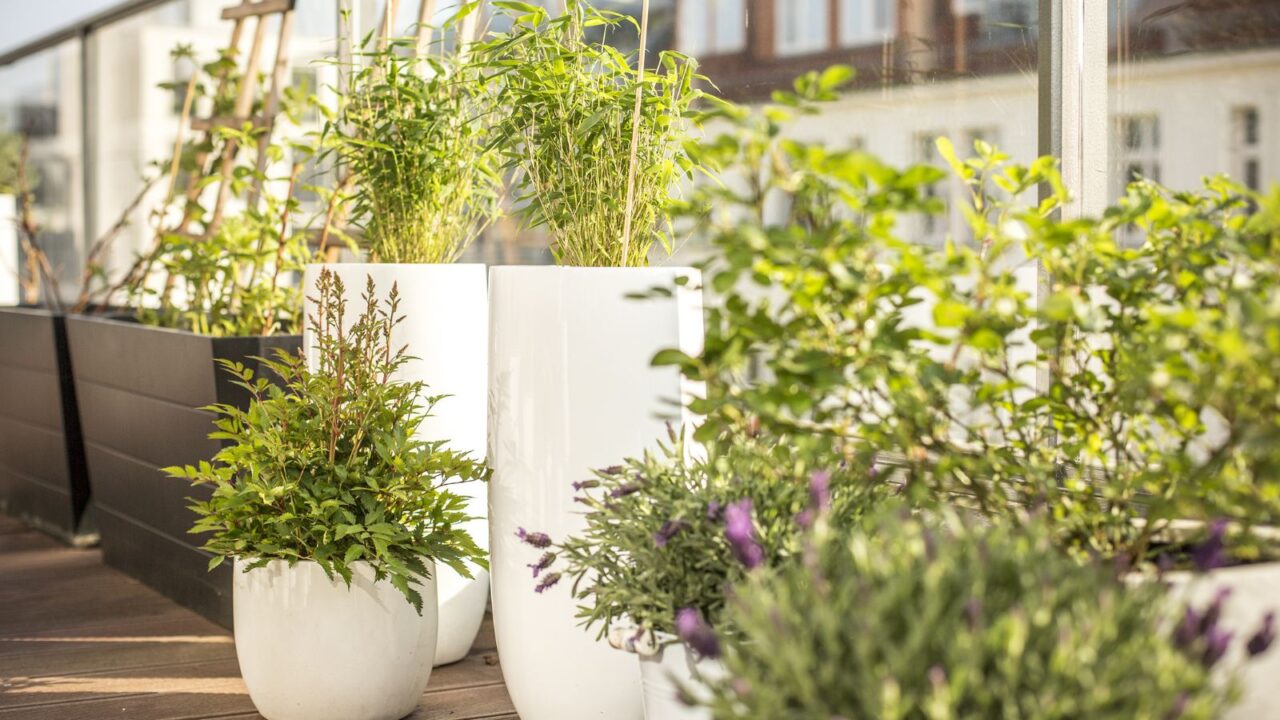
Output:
[0,307,94,545]
[65,315,300,628]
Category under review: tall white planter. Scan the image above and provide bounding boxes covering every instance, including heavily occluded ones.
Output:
[1,195,17,306]
[233,558,438,720]
[488,266,705,720]
[303,263,489,666]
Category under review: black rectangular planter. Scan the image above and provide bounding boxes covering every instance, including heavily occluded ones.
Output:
[0,307,94,545]
[66,315,300,628]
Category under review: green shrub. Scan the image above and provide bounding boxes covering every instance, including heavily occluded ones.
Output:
[324,10,500,264]
[166,270,490,611]
[702,508,1260,720]
[479,0,702,267]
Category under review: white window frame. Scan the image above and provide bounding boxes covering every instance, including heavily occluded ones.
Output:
[776,0,831,57]
[839,0,895,48]
[678,0,747,56]
[1230,106,1262,191]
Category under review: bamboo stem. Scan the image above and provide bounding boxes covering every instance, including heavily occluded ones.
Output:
[619,0,651,267]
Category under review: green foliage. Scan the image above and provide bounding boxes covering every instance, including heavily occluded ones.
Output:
[324,12,500,263]
[166,270,490,612]
[703,508,1239,720]
[530,426,886,640]
[665,75,1280,564]
[479,0,702,266]
[0,131,20,195]
[132,209,310,336]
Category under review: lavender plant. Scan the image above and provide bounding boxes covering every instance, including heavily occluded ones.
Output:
[166,270,490,611]
[515,424,886,642]
[699,507,1273,719]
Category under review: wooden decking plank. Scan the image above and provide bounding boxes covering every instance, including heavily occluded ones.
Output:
[0,658,246,712]
[0,635,236,679]
[410,682,516,720]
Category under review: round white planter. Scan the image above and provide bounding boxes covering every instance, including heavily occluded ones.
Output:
[303,263,489,666]
[488,266,705,720]
[638,639,723,720]
[232,558,438,720]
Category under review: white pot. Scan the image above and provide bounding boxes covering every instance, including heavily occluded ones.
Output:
[232,558,438,720]
[488,266,705,720]
[1168,561,1280,719]
[1,195,17,306]
[303,263,489,666]
[638,640,724,720]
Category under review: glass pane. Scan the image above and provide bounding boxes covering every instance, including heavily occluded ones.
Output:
[88,0,340,282]
[1110,0,1279,199]
[0,40,84,305]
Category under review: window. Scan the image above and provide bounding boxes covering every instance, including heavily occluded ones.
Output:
[678,0,747,56]
[776,0,830,57]
[1231,106,1261,191]
[839,0,895,47]
[1115,115,1161,189]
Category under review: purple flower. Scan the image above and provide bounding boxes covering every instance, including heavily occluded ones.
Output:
[706,500,724,522]
[964,597,983,630]
[675,607,721,659]
[809,470,832,513]
[573,479,600,491]
[611,482,643,498]
[1174,605,1203,649]
[1191,519,1229,573]
[516,528,552,549]
[601,465,624,476]
[534,572,562,594]
[1202,627,1233,668]
[527,551,556,578]
[725,499,764,570]
[653,520,688,548]
[1247,612,1276,657]
[927,665,947,689]
[1200,586,1232,635]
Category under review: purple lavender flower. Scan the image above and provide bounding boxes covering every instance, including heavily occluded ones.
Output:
[1174,605,1203,649]
[527,552,556,578]
[725,499,765,570]
[1247,612,1276,657]
[516,528,552,549]
[927,665,947,689]
[1200,586,1233,635]
[601,465,624,476]
[706,500,724,522]
[573,479,600,491]
[611,482,643,498]
[653,520,688,548]
[1202,626,1233,667]
[675,607,721,659]
[534,572,562,594]
[964,597,983,630]
[809,470,832,513]
[1191,519,1229,573]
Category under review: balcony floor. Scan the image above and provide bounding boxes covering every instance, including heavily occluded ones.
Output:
[0,514,516,720]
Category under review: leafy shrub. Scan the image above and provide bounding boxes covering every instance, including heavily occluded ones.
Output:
[166,270,490,611]
[701,508,1268,720]
[664,70,1280,563]
[479,0,701,267]
[517,425,886,641]
[323,11,500,263]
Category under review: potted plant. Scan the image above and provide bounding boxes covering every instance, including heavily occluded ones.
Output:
[697,506,1274,719]
[477,2,703,717]
[665,81,1280,711]
[515,426,885,719]
[167,269,488,720]
[309,4,499,666]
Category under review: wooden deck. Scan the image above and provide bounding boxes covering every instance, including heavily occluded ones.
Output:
[0,515,516,720]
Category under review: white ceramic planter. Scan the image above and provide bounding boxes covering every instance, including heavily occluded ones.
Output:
[1168,561,1280,719]
[304,263,489,666]
[638,640,723,720]
[1,195,17,306]
[233,558,438,720]
[488,266,705,720]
